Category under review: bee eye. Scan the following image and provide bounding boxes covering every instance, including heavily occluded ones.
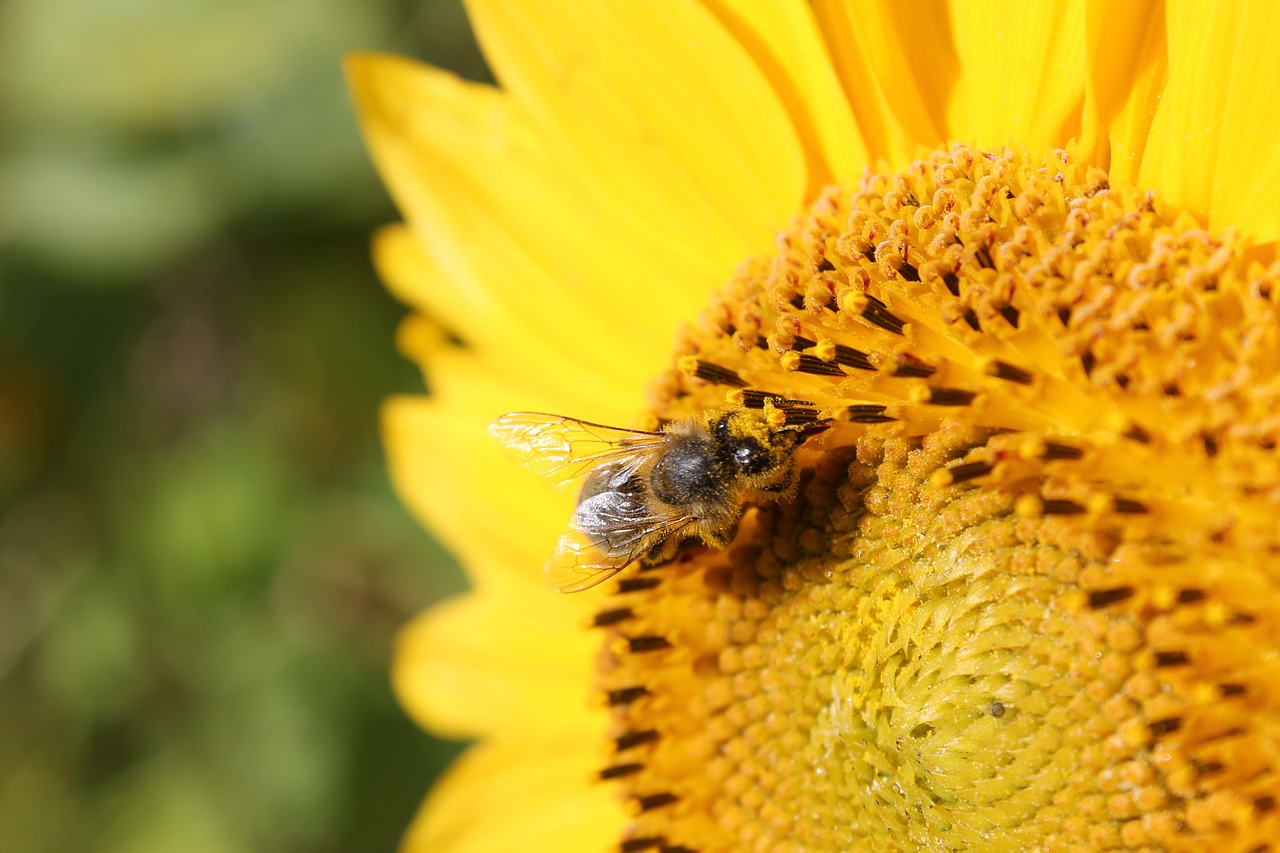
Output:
[732,438,772,475]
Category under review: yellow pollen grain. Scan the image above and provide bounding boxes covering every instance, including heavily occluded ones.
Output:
[594,145,1280,852]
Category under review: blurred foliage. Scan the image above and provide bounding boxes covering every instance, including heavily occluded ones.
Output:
[0,1,487,850]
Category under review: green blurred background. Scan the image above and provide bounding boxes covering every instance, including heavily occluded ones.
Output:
[0,1,486,850]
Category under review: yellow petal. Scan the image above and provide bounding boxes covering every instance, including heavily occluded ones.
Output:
[383,394,581,591]
[945,0,1088,152]
[815,0,951,168]
[401,738,623,853]
[699,0,868,188]
[463,0,807,267]
[393,591,598,741]
[1139,0,1280,243]
[375,227,645,416]
[1080,0,1166,183]
[347,53,703,391]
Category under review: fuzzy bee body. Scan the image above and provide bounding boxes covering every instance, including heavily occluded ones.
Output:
[490,407,807,592]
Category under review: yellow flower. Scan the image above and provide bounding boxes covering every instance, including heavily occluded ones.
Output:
[349,1,1280,850]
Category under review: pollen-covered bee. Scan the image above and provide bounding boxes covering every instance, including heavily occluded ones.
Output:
[489,406,810,592]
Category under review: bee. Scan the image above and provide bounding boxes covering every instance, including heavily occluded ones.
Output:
[489,406,809,592]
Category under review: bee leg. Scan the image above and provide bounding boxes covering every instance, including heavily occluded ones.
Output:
[759,465,801,498]
[642,535,705,566]
[700,519,739,550]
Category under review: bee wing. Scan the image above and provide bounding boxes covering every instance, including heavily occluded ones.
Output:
[544,481,693,593]
[489,412,665,492]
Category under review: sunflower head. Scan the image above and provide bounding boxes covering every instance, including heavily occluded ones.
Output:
[349,3,1280,851]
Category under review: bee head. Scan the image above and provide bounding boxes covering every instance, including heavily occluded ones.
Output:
[714,408,804,480]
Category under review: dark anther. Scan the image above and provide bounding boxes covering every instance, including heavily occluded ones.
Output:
[943,272,960,296]
[780,407,821,427]
[1149,717,1182,737]
[620,838,665,852]
[792,335,816,350]
[616,577,662,593]
[832,344,874,371]
[1255,796,1276,813]
[1124,423,1151,444]
[738,389,815,410]
[891,358,936,378]
[816,257,836,272]
[860,295,907,335]
[1113,498,1149,514]
[754,337,770,350]
[615,729,660,752]
[789,292,806,310]
[1202,432,1220,457]
[1042,442,1084,460]
[628,636,673,653]
[1177,588,1206,604]
[999,304,1020,327]
[925,387,977,406]
[691,360,748,387]
[1041,498,1086,515]
[988,360,1033,384]
[1197,761,1225,777]
[1056,306,1071,325]
[963,308,981,331]
[792,353,846,377]
[989,701,1006,718]
[840,404,895,424]
[898,262,920,282]
[975,246,995,269]
[593,607,635,627]
[737,390,777,408]
[599,763,644,780]
[945,461,994,484]
[1115,374,1130,389]
[661,846,698,853]
[1244,845,1271,853]
[1162,383,1181,396]
[607,686,651,706]
[1087,587,1135,608]
[1155,650,1190,667]
[1229,612,1257,625]
[863,244,877,262]
[1220,683,1247,697]
[1080,350,1096,376]
[636,792,679,812]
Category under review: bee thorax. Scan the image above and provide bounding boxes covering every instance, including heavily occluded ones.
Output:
[649,438,728,506]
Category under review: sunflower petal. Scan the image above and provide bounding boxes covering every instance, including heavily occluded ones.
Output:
[1080,0,1166,183]
[374,226,645,415]
[815,0,951,168]
[383,394,587,590]
[463,0,807,267]
[698,0,867,187]
[392,592,598,742]
[347,53,703,389]
[944,0,1088,152]
[1139,0,1280,243]
[401,738,623,853]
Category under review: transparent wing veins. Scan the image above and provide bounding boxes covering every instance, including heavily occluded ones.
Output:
[488,412,665,492]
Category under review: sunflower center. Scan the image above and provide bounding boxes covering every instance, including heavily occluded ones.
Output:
[596,145,1280,852]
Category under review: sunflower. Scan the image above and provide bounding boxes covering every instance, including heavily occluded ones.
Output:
[348,1,1280,850]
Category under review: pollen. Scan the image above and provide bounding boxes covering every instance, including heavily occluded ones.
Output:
[597,146,1280,852]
